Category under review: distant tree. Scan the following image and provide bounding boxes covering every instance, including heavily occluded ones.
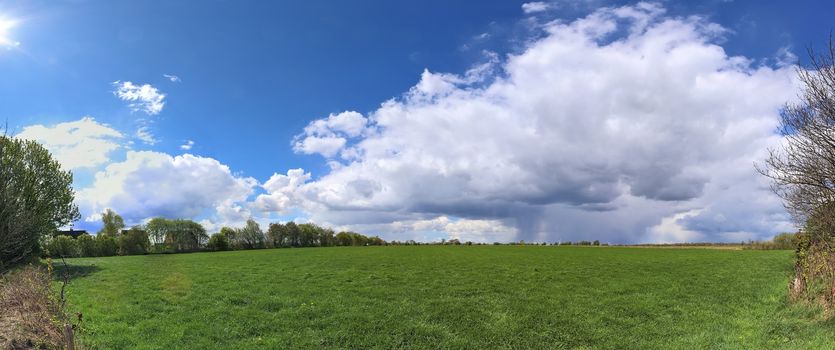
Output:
[146,217,170,247]
[170,220,208,252]
[147,218,208,252]
[220,226,238,249]
[369,236,385,246]
[98,209,125,237]
[207,232,231,251]
[119,226,151,255]
[320,228,335,247]
[593,240,600,246]
[267,223,287,248]
[335,232,352,246]
[285,222,301,247]
[237,219,265,249]
[298,223,320,247]
[351,233,366,246]
[0,136,80,269]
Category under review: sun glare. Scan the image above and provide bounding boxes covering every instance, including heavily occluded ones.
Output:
[0,17,20,47]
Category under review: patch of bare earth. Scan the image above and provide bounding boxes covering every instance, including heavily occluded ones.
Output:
[0,265,64,349]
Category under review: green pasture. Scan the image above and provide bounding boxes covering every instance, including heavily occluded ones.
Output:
[60,246,835,349]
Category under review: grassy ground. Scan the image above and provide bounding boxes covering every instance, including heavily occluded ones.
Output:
[59,246,835,349]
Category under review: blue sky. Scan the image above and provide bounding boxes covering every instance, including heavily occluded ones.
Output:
[2,1,832,243]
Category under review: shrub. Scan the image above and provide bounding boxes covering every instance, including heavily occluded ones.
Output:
[96,235,118,256]
[119,227,151,255]
[46,235,79,258]
[789,206,835,307]
[78,233,97,257]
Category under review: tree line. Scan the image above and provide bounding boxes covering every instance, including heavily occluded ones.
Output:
[43,209,388,258]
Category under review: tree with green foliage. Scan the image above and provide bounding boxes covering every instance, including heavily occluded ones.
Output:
[168,220,208,252]
[119,226,151,255]
[320,228,335,247]
[298,223,321,247]
[146,217,208,252]
[369,236,385,246]
[145,217,169,247]
[207,232,231,251]
[285,221,301,247]
[335,232,352,246]
[267,223,287,248]
[98,208,125,237]
[0,136,80,269]
[237,219,265,249]
[219,226,238,249]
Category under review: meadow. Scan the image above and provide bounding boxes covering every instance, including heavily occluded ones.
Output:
[59,246,835,349]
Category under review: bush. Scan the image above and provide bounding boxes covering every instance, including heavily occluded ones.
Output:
[96,235,118,256]
[78,234,97,257]
[46,235,79,258]
[744,232,800,250]
[789,206,835,307]
[119,227,151,255]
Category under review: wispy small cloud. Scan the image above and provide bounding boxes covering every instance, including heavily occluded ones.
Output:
[136,125,158,145]
[180,140,195,150]
[112,81,166,115]
[163,74,181,83]
[522,1,551,14]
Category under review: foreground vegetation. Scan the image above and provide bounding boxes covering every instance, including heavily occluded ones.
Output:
[60,246,835,349]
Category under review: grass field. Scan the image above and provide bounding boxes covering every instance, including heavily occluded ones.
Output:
[59,246,835,349]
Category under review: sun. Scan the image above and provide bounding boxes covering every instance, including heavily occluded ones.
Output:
[0,17,20,48]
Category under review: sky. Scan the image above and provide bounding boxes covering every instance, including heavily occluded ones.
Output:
[2,0,833,243]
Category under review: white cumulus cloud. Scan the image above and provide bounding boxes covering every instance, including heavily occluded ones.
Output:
[77,151,258,226]
[112,81,166,115]
[260,2,798,243]
[15,117,124,169]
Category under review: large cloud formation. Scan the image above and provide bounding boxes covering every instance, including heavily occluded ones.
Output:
[24,3,799,243]
[264,2,798,243]
[77,151,258,228]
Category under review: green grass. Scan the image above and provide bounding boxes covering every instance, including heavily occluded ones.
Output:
[59,246,835,349]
